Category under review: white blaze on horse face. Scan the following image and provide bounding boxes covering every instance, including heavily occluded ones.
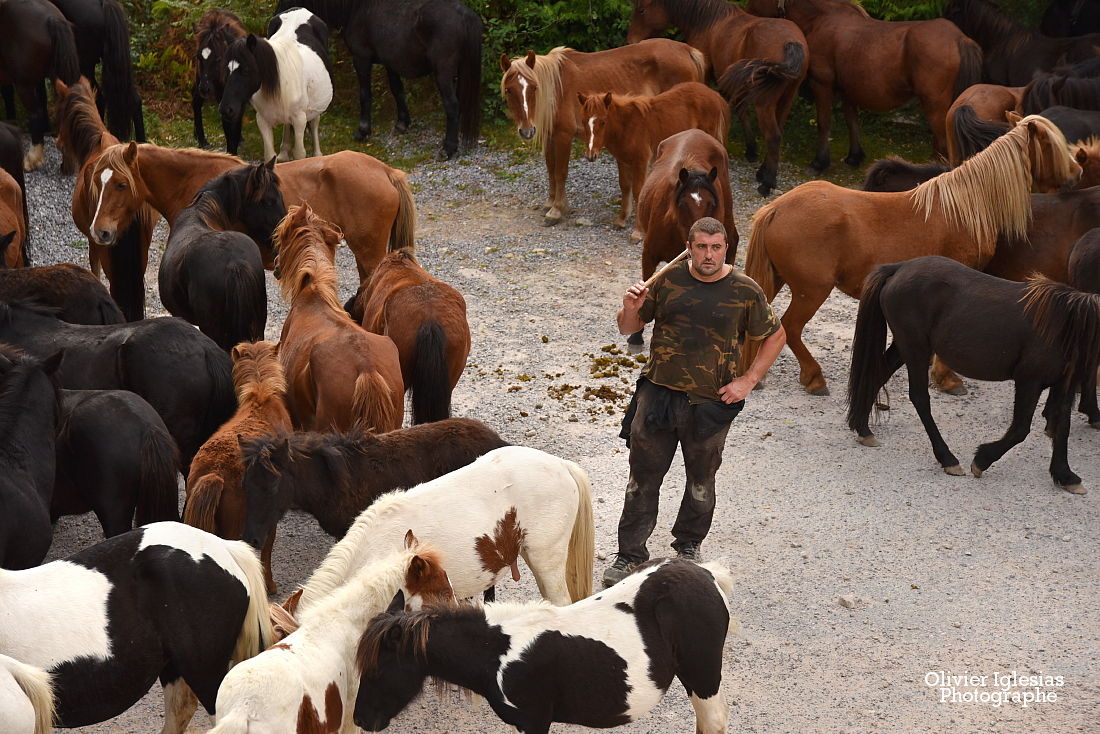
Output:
[518,75,530,122]
[201,47,212,60]
[138,522,251,588]
[690,193,702,206]
[228,60,239,74]
[92,167,114,230]
[588,117,597,154]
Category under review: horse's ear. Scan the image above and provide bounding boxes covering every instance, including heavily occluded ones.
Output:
[1077,146,1089,164]
[231,344,244,362]
[499,53,511,72]
[404,529,418,549]
[603,91,612,106]
[54,79,69,96]
[577,92,587,106]
[708,166,718,183]
[1006,110,1022,126]
[247,33,259,50]
[265,156,277,171]
[123,140,138,163]
[524,50,536,68]
[41,349,64,375]
[678,167,690,185]
[283,587,303,615]
[386,589,406,614]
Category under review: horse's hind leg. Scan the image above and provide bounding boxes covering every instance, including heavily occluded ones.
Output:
[688,681,729,734]
[1079,369,1100,427]
[905,355,963,475]
[159,674,200,734]
[386,68,412,133]
[432,67,460,158]
[519,546,571,606]
[309,116,322,158]
[809,79,835,172]
[20,82,48,171]
[1044,382,1086,494]
[351,55,375,140]
[841,99,865,168]
[737,106,758,163]
[753,100,781,196]
[971,380,1042,479]
[779,283,832,395]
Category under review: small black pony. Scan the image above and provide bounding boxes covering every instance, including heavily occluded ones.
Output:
[354,559,736,734]
[1021,57,1100,115]
[0,522,273,731]
[192,9,248,148]
[161,158,284,350]
[276,0,483,158]
[846,255,1100,494]
[0,301,235,474]
[0,344,62,570]
[53,388,181,538]
[0,260,124,324]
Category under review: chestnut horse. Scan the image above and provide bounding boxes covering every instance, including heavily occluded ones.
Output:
[946,83,1024,164]
[275,204,404,433]
[184,340,293,593]
[86,141,415,282]
[579,82,729,233]
[0,169,25,268]
[499,39,705,226]
[55,78,156,320]
[627,0,808,196]
[746,0,982,171]
[349,249,470,424]
[743,115,1081,396]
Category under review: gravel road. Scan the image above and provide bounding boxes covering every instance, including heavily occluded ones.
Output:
[27,127,1100,734]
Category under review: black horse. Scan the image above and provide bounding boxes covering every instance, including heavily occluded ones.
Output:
[0,344,62,569]
[192,9,247,148]
[0,259,124,324]
[1041,0,1100,37]
[275,0,483,158]
[862,157,950,193]
[846,256,1100,494]
[48,0,144,141]
[0,301,235,475]
[0,0,81,170]
[944,0,1100,86]
[161,159,283,350]
[53,388,181,538]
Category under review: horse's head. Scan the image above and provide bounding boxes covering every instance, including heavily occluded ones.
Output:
[577,92,614,162]
[1073,137,1100,189]
[239,433,296,551]
[230,340,287,404]
[201,158,286,252]
[1011,112,1082,193]
[88,141,144,246]
[675,166,721,227]
[400,530,456,611]
[353,600,433,731]
[626,0,673,44]
[499,52,538,140]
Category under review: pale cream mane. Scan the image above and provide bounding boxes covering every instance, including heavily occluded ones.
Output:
[298,546,422,630]
[501,47,570,151]
[267,34,306,114]
[909,114,1073,248]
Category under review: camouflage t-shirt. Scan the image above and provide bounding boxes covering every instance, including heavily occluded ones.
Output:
[638,261,780,404]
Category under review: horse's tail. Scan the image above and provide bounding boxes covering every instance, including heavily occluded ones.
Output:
[1,656,55,734]
[224,539,275,665]
[182,472,223,534]
[717,41,805,111]
[101,0,137,140]
[387,168,417,253]
[688,47,707,83]
[107,206,152,321]
[563,460,595,602]
[846,263,901,433]
[352,370,401,433]
[221,259,267,350]
[950,104,1010,164]
[207,711,250,734]
[457,13,483,151]
[411,320,451,424]
[698,561,740,636]
[953,38,983,101]
[740,205,783,373]
[1022,277,1100,390]
[46,16,80,83]
[134,423,181,526]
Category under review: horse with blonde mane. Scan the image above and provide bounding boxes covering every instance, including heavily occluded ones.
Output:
[184,340,293,593]
[275,204,404,433]
[499,39,705,226]
[84,141,415,282]
[743,114,1081,396]
[579,82,729,233]
[0,654,54,734]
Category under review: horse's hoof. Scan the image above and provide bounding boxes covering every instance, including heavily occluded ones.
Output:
[805,384,830,396]
[944,464,966,476]
[756,183,773,197]
[970,461,983,478]
[626,342,644,355]
[856,434,880,447]
[875,401,890,411]
[438,147,455,161]
[809,160,830,175]
[943,384,968,396]
[628,230,643,244]
[1061,482,1087,495]
[1089,421,1100,430]
[844,153,866,168]
[394,120,410,134]
[354,126,371,141]
[543,214,562,227]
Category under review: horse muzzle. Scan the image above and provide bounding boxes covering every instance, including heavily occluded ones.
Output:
[91,227,117,246]
[354,714,390,732]
[584,150,598,162]
[518,125,535,140]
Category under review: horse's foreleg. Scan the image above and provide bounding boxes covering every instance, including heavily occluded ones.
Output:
[309,116,322,158]
[543,134,571,226]
[689,683,729,734]
[351,55,375,141]
[905,355,962,474]
[919,94,951,161]
[20,82,47,171]
[291,116,308,160]
[613,158,632,229]
[255,112,278,163]
[841,99,864,168]
[386,68,412,133]
[809,79,835,173]
[754,102,781,196]
[1078,369,1100,427]
[433,68,460,159]
[519,546,572,606]
[971,380,1042,478]
[779,285,831,395]
[159,677,200,734]
[191,85,207,148]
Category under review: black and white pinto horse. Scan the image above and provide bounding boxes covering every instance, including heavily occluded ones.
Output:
[219,7,333,161]
[0,522,273,733]
[355,559,736,734]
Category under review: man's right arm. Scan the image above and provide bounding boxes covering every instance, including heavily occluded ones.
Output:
[617,281,649,335]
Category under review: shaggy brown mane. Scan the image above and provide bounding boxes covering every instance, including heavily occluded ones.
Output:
[231,341,287,406]
[273,205,345,314]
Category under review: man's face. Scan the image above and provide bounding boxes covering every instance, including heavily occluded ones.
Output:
[688,231,727,278]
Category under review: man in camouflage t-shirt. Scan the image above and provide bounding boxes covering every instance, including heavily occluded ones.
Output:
[603,217,786,587]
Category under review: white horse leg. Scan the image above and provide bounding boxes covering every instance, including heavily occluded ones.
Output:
[689,682,729,734]
[519,547,572,606]
[160,679,200,734]
[310,116,322,157]
[279,125,293,162]
[292,114,308,160]
[256,112,278,164]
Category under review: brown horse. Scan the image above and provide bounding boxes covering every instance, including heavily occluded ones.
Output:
[275,204,404,433]
[0,168,25,268]
[946,83,1024,164]
[498,39,705,226]
[578,82,728,233]
[747,0,982,171]
[85,141,416,282]
[743,115,1081,396]
[627,0,807,196]
[349,249,470,425]
[55,78,156,320]
[183,340,292,593]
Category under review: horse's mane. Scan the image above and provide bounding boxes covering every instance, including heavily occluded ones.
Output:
[502,48,569,150]
[1022,275,1100,383]
[273,207,344,313]
[90,144,140,199]
[650,0,736,31]
[1074,135,1100,160]
[267,33,307,114]
[909,115,1072,246]
[357,603,487,673]
[780,0,869,18]
[947,0,1031,48]
[196,9,245,47]
[1022,74,1100,115]
[231,341,286,406]
[191,161,279,231]
[55,78,110,165]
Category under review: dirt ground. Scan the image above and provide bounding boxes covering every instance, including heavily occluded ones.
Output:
[41,138,1099,734]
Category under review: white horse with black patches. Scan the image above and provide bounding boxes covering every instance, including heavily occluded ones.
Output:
[353,558,737,734]
[0,654,55,734]
[218,7,332,161]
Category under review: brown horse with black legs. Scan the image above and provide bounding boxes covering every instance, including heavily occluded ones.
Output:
[56,78,155,320]
[743,115,1080,397]
[747,0,981,172]
[627,0,807,196]
[185,340,293,593]
[348,249,470,425]
[499,40,705,226]
[275,204,404,433]
[86,141,416,283]
[578,83,728,233]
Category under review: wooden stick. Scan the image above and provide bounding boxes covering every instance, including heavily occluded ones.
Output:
[643,249,689,288]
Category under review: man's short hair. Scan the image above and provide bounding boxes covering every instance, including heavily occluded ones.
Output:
[687,217,727,244]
